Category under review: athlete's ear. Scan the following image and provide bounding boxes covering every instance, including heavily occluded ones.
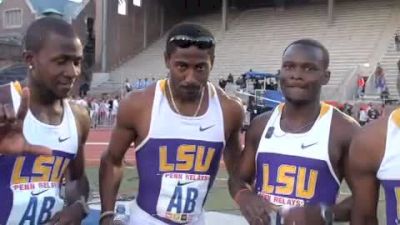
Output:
[164,51,170,70]
[321,70,330,86]
[23,50,34,70]
[209,55,215,70]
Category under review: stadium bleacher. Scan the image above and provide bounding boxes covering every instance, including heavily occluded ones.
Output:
[91,0,400,101]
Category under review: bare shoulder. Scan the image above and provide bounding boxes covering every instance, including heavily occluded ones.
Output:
[69,102,90,127]
[214,86,244,119]
[331,108,361,140]
[350,115,388,171]
[117,83,156,128]
[69,102,91,140]
[122,84,156,111]
[247,111,273,138]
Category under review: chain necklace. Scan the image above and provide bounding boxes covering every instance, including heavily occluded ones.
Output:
[167,79,205,117]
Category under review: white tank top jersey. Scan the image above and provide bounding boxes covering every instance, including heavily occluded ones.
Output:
[130,79,225,225]
[0,82,78,225]
[377,108,400,225]
[255,103,341,225]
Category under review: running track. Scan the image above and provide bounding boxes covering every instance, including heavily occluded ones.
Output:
[85,128,245,167]
[85,128,136,167]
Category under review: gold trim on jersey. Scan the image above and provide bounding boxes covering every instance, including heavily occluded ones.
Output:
[391,108,400,127]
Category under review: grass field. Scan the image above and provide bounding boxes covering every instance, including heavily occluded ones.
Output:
[85,167,388,224]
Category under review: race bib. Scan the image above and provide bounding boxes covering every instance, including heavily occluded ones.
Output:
[259,192,299,225]
[156,173,210,224]
[259,192,305,207]
[7,181,64,225]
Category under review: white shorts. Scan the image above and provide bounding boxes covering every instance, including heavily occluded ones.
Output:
[129,200,206,225]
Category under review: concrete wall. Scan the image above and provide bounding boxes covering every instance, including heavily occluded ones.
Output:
[72,0,95,43]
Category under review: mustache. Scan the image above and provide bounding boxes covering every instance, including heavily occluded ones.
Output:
[180,84,202,90]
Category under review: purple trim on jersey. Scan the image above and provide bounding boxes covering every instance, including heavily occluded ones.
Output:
[136,138,224,225]
[255,152,339,205]
[0,155,16,224]
[381,180,400,225]
[0,150,75,224]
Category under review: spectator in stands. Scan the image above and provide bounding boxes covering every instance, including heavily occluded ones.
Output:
[98,99,108,125]
[379,103,386,117]
[107,96,113,121]
[374,64,387,95]
[397,58,400,72]
[235,74,247,91]
[247,96,258,121]
[143,77,151,88]
[343,102,353,116]
[275,69,280,76]
[357,74,365,98]
[218,77,227,90]
[395,33,400,51]
[134,78,143,89]
[89,98,99,128]
[79,82,89,97]
[358,106,369,126]
[227,73,234,83]
[253,79,262,89]
[124,78,132,93]
[110,96,119,125]
[367,105,380,122]
[151,77,156,84]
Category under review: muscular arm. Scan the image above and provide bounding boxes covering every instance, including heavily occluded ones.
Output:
[99,93,139,215]
[63,104,91,217]
[228,112,269,198]
[349,119,385,225]
[327,112,361,222]
[222,97,245,178]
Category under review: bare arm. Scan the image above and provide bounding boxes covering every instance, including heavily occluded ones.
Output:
[65,104,91,203]
[349,120,385,225]
[48,103,91,224]
[228,113,273,224]
[223,98,244,178]
[228,113,268,196]
[332,114,361,222]
[99,94,139,220]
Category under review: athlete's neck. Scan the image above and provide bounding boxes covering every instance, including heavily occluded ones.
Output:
[281,101,321,130]
[167,81,207,117]
[27,77,61,106]
[26,77,64,125]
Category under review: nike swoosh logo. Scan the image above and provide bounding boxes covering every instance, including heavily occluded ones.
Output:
[177,181,195,186]
[199,125,215,132]
[301,142,318,149]
[58,137,70,143]
[31,189,49,196]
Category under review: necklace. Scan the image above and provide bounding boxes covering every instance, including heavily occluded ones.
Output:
[167,79,205,117]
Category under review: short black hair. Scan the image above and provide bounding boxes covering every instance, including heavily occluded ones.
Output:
[283,39,330,69]
[165,23,215,57]
[23,17,78,53]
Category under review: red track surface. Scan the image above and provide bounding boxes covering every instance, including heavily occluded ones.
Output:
[85,129,136,167]
[85,128,245,167]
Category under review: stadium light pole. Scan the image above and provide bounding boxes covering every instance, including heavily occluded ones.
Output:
[328,0,334,24]
[222,0,228,31]
[143,1,148,49]
[101,0,108,72]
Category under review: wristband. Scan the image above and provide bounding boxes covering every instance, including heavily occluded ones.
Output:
[99,211,115,223]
